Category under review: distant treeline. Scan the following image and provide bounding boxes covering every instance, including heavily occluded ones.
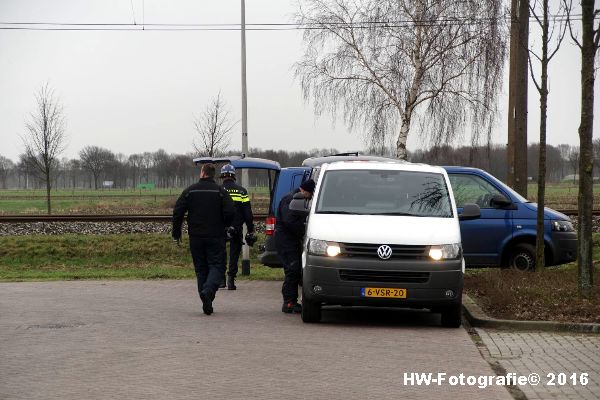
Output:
[0,143,597,190]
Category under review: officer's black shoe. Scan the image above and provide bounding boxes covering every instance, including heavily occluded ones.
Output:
[282,301,302,314]
[227,276,236,290]
[219,278,226,289]
[200,290,214,315]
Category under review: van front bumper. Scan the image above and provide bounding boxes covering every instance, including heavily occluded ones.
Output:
[550,231,577,265]
[303,255,463,309]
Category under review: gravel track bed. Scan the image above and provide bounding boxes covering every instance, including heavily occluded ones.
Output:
[0,222,176,236]
[0,221,267,236]
[0,217,597,237]
[572,216,600,233]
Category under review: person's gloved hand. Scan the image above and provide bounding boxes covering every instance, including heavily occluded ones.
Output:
[226,226,237,240]
[245,232,257,247]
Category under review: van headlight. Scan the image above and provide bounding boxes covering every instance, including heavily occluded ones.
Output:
[552,220,574,232]
[429,243,461,260]
[308,239,341,257]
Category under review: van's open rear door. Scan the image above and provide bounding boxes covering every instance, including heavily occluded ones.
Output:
[193,156,281,214]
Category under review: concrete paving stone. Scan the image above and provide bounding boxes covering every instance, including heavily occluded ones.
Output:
[0,280,513,400]
[477,327,600,400]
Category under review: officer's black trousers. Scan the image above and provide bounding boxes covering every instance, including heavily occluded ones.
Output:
[189,236,226,299]
[226,233,243,277]
[278,247,302,303]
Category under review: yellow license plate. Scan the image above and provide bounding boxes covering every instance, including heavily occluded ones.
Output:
[361,287,407,298]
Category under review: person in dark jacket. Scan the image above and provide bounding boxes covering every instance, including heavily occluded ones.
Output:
[219,164,255,290]
[172,163,235,315]
[275,179,316,313]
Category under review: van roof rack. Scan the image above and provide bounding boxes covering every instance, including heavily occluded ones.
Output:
[302,154,401,168]
[326,152,360,157]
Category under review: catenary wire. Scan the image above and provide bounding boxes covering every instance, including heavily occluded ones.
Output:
[0,13,592,32]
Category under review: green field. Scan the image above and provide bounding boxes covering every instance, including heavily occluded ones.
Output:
[0,187,271,214]
[0,188,180,197]
[526,183,600,208]
[0,186,271,197]
[0,233,283,281]
[0,183,597,214]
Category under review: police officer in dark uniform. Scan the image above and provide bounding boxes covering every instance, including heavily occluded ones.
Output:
[219,164,256,290]
[172,163,235,315]
[275,179,315,313]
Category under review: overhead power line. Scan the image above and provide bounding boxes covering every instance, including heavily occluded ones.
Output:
[0,14,592,32]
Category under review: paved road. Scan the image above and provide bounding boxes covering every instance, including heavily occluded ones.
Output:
[478,329,600,400]
[1,280,512,400]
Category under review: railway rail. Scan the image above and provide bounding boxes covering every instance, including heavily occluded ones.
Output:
[0,213,269,223]
[0,210,598,223]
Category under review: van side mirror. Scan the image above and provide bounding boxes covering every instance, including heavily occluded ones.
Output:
[459,203,481,220]
[289,192,310,214]
[490,194,512,208]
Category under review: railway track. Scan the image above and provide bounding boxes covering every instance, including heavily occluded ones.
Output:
[0,210,598,223]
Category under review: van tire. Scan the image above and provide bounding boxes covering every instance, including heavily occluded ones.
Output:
[301,296,322,323]
[508,243,536,272]
[440,304,462,328]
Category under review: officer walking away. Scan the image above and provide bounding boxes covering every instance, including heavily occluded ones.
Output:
[275,179,315,313]
[172,163,235,315]
[219,164,257,290]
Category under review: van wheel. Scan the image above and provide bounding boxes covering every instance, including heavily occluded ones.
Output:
[508,243,536,272]
[440,304,462,328]
[301,296,322,323]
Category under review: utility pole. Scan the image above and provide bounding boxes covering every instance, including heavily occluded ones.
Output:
[240,0,250,275]
[507,0,529,197]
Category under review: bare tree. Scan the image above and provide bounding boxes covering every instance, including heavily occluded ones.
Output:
[17,153,38,189]
[152,149,172,188]
[563,0,599,298]
[110,153,128,189]
[568,147,579,183]
[0,155,14,189]
[128,153,144,187]
[557,143,571,179]
[193,93,236,157]
[66,159,82,189]
[528,0,568,270]
[79,146,116,190]
[140,152,154,184]
[294,0,507,160]
[169,154,192,187]
[21,84,67,214]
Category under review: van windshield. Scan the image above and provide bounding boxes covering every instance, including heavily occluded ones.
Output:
[316,169,453,218]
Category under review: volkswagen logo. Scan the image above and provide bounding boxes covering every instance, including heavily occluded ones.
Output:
[377,245,393,260]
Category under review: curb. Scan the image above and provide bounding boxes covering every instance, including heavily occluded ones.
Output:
[462,294,600,334]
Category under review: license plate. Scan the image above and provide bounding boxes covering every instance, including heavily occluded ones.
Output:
[361,287,407,298]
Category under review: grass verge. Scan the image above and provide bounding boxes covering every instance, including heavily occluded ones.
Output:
[0,233,283,282]
[464,234,600,324]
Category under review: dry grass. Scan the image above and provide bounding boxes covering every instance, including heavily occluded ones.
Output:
[465,267,600,323]
[464,233,600,323]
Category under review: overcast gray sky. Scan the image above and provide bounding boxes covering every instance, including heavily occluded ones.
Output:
[0,0,597,162]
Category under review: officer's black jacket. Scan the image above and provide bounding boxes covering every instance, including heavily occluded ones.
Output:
[222,179,255,232]
[275,189,307,250]
[172,178,235,239]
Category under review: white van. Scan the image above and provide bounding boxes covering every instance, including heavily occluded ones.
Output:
[289,160,480,327]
